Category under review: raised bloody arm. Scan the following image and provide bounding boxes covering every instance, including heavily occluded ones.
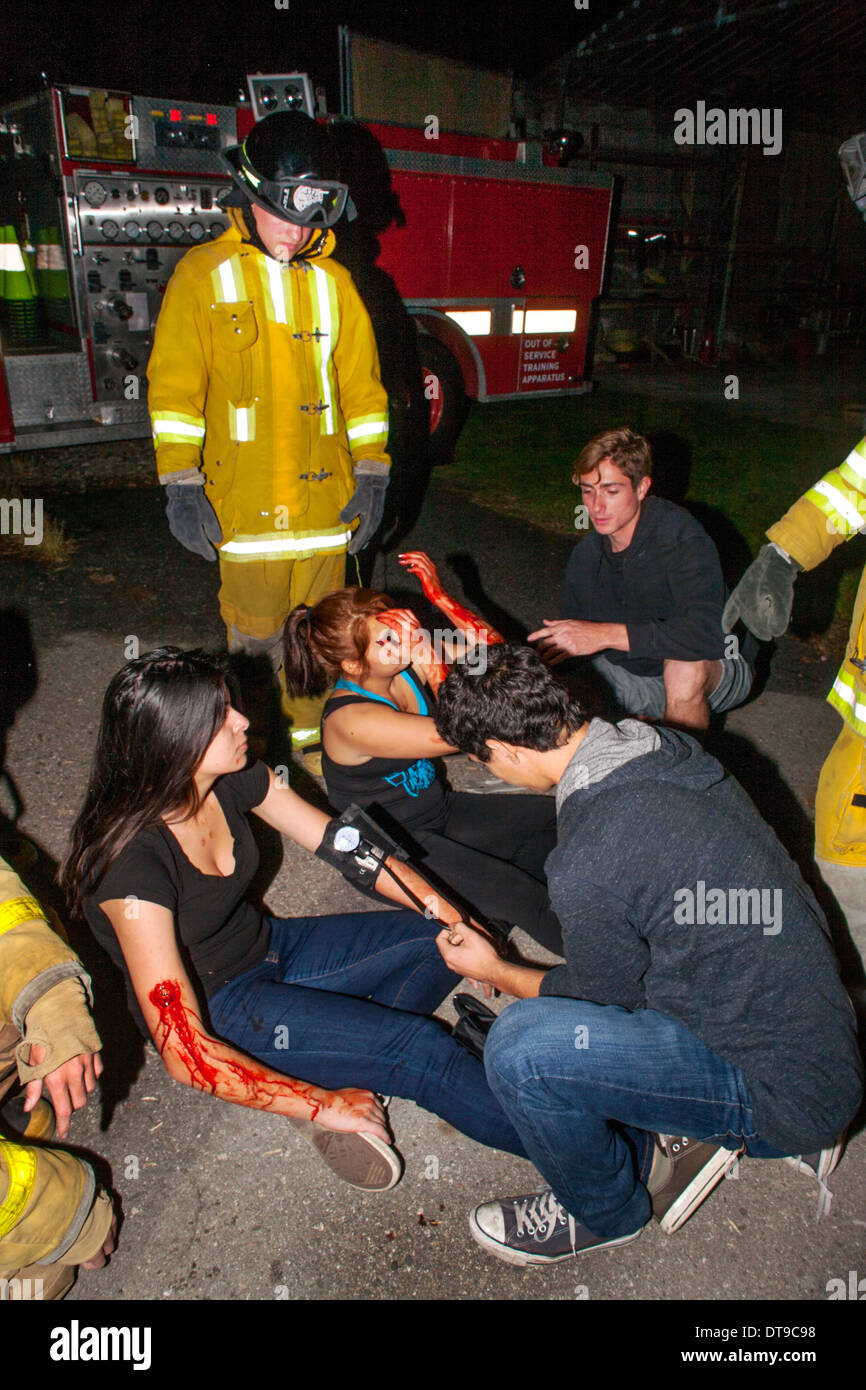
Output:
[399,552,504,646]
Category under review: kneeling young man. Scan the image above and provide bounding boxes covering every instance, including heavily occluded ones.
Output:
[433,645,863,1265]
[531,427,752,730]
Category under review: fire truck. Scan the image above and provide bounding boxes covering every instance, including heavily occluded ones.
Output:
[0,70,614,459]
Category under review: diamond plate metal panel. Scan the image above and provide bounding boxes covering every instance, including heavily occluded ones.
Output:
[4,353,92,427]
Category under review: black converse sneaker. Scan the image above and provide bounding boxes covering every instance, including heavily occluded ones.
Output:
[469,1188,642,1266]
[650,1134,742,1234]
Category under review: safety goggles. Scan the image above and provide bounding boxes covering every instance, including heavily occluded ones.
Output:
[224,145,349,227]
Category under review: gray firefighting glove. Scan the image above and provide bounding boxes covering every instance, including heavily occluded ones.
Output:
[722,542,801,641]
[165,482,222,562]
[340,460,390,555]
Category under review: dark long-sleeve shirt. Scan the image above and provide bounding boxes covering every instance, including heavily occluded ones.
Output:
[561,495,727,676]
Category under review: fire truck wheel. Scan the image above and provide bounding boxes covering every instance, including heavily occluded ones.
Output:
[418,336,468,466]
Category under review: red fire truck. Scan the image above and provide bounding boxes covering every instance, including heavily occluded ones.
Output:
[0,71,614,459]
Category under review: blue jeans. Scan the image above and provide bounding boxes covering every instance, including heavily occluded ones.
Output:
[483,998,789,1238]
[208,910,526,1157]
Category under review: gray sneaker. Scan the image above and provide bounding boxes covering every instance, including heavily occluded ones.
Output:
[469,1188,642,1266]
[289,1118,403,1191]
[784,1133,846,1184]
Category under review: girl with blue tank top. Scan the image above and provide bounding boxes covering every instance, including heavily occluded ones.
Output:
[283,579,564,955]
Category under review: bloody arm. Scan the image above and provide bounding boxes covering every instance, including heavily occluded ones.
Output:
[101,898,388,1139]
[149,978,324,1115]
[399,552,504,645]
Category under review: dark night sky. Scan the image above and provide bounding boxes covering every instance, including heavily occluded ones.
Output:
[3,0,614,106]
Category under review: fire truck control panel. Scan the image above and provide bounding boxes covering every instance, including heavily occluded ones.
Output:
[0,85,236,445]
[76,172,230,402]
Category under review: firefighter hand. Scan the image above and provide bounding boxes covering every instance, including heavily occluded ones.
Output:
[722,543,799,641]
[24,1045,103,1140]
[315,1087,390,1144]
[341,467,389,554]
[165,483,222,562]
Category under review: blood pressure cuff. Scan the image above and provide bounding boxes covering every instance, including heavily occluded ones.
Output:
[315,804,409,892]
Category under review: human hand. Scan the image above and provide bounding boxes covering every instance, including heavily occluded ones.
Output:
[436,923,502,993]
[24,1046,103,1140]
[399,551,443,600]
[377,607,421,639]
[722,543,799,640]
[165,484,221,561]
[528,618,602,664]
[316,1087,390,1144]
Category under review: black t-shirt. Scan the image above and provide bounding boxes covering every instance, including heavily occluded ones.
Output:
[83,760,271,1033]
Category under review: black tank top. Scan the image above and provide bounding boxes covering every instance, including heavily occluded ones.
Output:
[321,671,448,833]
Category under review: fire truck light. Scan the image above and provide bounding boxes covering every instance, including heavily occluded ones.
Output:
[445,310,491,336]
[511,309,525,334]
[523,310,577,334]
[170,109,182,122]
[206,113,218,125]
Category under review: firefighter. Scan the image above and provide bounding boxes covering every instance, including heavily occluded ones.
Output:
[0,854,115,1298]
[723,439,866,1005]
[148,112,390,760]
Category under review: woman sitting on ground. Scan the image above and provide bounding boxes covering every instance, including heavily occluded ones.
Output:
[60,648,527,1190]
[283,552,563,954]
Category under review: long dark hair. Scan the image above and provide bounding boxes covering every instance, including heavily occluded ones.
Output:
[283,586,393,698]
[61,647,229,912]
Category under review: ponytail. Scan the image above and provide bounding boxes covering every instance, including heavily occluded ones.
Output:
[282,587,394,696]
[283,604,328,698]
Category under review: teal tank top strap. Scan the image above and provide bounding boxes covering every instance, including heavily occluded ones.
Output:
[331,677,399,710]
[398,667,431,713]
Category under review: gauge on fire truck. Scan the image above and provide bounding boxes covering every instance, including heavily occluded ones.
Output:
[168,221,185,241]
[124,221,140,239]
[83,181,107,207]
[101,220,118,240]
[188,221,205,241]
[147,221,163,241]
[154,187,170,205]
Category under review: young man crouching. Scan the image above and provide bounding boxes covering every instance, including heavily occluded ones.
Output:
[432,644,862,1265]
[530,427,752,731]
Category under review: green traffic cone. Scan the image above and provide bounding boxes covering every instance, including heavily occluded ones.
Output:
[1,225,40,347]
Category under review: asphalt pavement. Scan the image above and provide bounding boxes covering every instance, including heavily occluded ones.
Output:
[1,467,864,1306]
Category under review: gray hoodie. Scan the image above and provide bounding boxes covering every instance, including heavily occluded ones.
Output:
[542,719,863,1152]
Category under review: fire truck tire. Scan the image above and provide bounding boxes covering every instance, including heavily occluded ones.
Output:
[418,335,468,466]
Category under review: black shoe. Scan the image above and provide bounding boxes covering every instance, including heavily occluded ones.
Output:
[650,1134,741,1234]
[469,1188,642,1266]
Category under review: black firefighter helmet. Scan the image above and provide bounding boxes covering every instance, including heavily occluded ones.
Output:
[222,111,350,228]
